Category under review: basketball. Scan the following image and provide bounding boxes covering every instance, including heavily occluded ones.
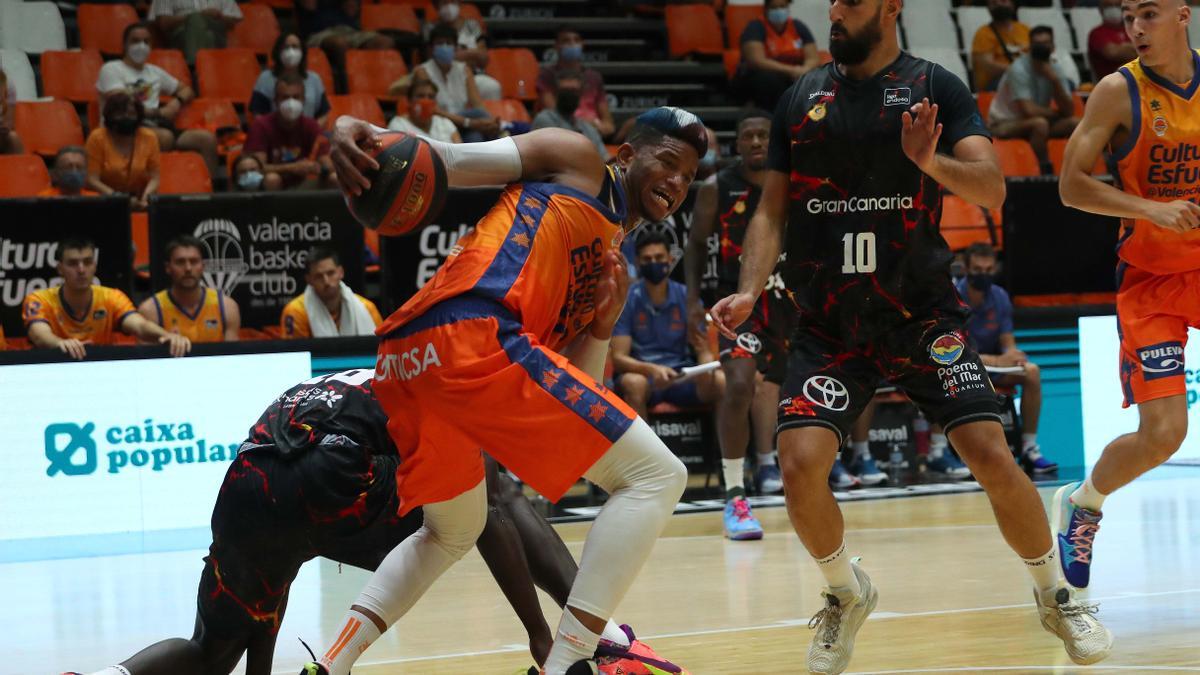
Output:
[346,132,448,237]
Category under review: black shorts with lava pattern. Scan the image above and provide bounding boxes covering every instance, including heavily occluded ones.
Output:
[717,290,795,385]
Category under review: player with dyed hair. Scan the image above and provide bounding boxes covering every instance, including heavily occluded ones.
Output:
[309,107,707,675]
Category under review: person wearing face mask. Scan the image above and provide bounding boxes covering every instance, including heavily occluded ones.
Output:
[416,24,499,142]
[531,70,608,159]
[232,153,280,191]
[733,0,821,111]
[1088,0,1137,81]
[148,0,242,64]
[250,33,332,128]
[86,92,161,210]
[537,25,615,139]
[954,243,1055,475]
[988,25,1078,175]
[388,79,462,143]
[611,232,725,420]
[244,74,335,190]
[38,146,98,197]
[422,0,487,68]
[971,0,1031,91]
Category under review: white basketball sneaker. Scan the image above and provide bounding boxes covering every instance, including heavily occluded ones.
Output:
[806,561,877,674]
[1034,584,1113,665]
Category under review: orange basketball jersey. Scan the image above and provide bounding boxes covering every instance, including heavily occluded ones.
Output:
[150,288,227,343]
[23,285,136,344]
[1113,52,1200,274]
[380,166,629,352]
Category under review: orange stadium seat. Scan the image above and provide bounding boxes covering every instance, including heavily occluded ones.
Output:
[250,0,292,10]
[722,48,740,80]
[993,139,1041,177]
[485,48,540,101]
[325,94,386,130]
[147,49,193,89]
[1073,91,1087,119]
[0,154,52,197]
[460,3,483,24]
[228,3,281,55]
[975,91,994,124]
[195,48,260,103]
[159,151,213,194]
[40,49,104,104]
[238,327,273,340]
[482,98,530,124]
[346,49,408,101]
[14,100,84,157]
[131,211,150,272]
[940,194,994,251]
[665,5,724,58]
[361,4,421,33]
[77,3,138,56]
[306,47,336,94]
[377,0,435,22]
[724,4,762,49]
[176,98,241,132]
[1048,139,1107,176]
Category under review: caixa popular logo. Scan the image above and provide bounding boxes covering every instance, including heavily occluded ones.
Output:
[44,418,239,476]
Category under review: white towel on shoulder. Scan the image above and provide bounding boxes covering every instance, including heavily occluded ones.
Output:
[303,281,375,337]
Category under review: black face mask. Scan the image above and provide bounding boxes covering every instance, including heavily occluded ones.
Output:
[109,117,138,135]
[1030,43,1053,62]
[968,273,994,293]
[989,6,1015,22]
[556,89,581,118]
[829,16,883,67]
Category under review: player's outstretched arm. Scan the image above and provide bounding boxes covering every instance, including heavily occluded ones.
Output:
[711,170,787,338]
[1060,73,1200,233]
[121,313,192,357]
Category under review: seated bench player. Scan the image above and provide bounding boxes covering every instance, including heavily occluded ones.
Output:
[280,247,382,338]
[138,235,241,343]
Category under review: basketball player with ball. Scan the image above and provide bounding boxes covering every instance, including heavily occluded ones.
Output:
[303,108,707,675]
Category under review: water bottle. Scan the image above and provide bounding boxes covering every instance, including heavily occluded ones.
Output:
[888,444,904,482]
[913,412,930,457]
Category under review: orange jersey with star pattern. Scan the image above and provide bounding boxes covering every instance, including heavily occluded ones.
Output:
[23,285,136,344]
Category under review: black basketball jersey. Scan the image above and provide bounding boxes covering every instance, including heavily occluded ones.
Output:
[246,368,397,457]
[767,52,989,340]
[715,165,760,293]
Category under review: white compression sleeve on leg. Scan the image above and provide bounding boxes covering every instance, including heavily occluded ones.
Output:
[372,123,523,187]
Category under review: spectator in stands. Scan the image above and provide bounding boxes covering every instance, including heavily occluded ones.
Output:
[23,236,191,360]
[138,235,240,342]
[733,0,821,111]
[988,25,1078,175]
[281,247,382,338]
[1088,0,1136,81]
[532,69,607,159]
[232,153,274,191]
[0,67,23,155]
[149,0,242,65]
[537,25,615,139]
[422,1,502,100]
[39,147,98,197]
[972,0,1030,91]
[388,78,461,143]
[956,242,1057,474]
[87,93,161,211]
[251,33,333,128]
[612,232,724,418]
[97,23,219,176]
[243,74,335,190]
[296,0,394,78]
[415,24,499,142]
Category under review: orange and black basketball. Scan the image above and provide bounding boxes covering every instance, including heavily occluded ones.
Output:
[346,132,448,237]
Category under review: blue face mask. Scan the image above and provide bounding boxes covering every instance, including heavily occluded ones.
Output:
[699,149,717,169]
[237,170,264,190]
[433,43,456,65]
[639,261,670,284]
[57,169,86,192]
[559,44,583,62]
[767,7,789,27]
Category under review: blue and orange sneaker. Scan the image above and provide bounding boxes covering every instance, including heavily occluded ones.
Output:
[1021,444,1059,475]
[723,494,763,540]
[1051,482,1103,589]
[595,625,688,674]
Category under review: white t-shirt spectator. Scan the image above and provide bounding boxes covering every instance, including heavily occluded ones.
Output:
[97,61,180,112]
[418,60,471,115]
[148,0,242,20]
[388,113,458,144]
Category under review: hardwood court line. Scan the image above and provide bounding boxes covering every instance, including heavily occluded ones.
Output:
[646,523,999,545]
[291,587,1200,673]
[849,667,1200,673]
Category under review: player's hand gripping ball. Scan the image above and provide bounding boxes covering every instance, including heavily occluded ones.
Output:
[345,132,448,236]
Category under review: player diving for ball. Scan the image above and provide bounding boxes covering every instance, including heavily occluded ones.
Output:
[65,369,683,675]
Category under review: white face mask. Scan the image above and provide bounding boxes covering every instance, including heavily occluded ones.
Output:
[438,2,459,22]
[128,41,151,65]
[1102,6,1122,25]
[280,46,303,68]
[279,97,304,121]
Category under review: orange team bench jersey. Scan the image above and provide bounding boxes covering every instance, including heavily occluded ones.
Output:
[280,293,384,338]
[1113,51,1200,274]
[23,285,137,344]
[150,288,228,343]
[378,165,629,351]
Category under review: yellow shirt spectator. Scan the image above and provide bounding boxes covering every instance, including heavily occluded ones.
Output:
[86,126,161,197]
[280,294,383,338]
[149,288,229,343]
[23,285,137,344]
[972,21,1030,91]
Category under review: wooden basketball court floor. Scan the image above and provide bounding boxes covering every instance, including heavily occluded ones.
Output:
[20,467,1200,675]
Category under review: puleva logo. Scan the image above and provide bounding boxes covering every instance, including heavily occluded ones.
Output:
[44,418,239,476]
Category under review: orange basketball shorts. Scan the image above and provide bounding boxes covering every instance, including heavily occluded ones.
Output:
[374,296,637,515]
[1115,263,1200,407]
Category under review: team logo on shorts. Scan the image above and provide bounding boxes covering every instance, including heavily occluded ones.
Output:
[929,333,965,366]
[1137,340,1184,380]
[802,375,850,412]
[736,332,762,355]
[808,103,827,122]
[1153,116,1169,137]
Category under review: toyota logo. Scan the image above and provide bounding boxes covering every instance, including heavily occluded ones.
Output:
[736,332,762,354]
[803,375,850,411]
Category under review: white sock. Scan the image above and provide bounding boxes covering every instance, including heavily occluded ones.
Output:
[813,540,862,596]
[1022,433,1038,451]
[757,450,778,468]
[722,457,745,495]
[318,608,383,675]
[851,440,870,459]
[601,619,630,647]
[1070,474,1107,512]
[87,667,131,675]
[544,608,602,674]
[1022,544,1062,593]
[929,433,948,458]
